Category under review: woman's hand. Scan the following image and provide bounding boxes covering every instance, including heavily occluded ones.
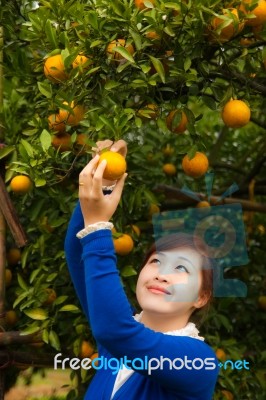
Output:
[92,139,127,186]
[79,155,127,227]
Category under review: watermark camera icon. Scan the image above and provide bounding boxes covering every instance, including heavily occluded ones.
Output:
[152,174,249,298]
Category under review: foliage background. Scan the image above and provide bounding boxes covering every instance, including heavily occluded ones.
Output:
[0,0,266,399]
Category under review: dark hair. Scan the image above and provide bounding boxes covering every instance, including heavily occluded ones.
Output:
[139,232,214,327]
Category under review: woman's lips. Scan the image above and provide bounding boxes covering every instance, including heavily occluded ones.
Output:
[147,285,171,295]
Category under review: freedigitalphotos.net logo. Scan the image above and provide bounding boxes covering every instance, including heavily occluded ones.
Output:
[54,353,217,375]
[152,173,249,299]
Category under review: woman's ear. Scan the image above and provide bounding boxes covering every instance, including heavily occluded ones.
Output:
[193,291,211,309]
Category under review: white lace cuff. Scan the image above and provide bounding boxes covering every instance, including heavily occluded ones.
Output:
[102,183,116,192]
[76,221,114,239]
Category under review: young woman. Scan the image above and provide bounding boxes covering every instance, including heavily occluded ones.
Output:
[64,140,219,399]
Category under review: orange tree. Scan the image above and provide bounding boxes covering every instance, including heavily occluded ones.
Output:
[0,0,266,399]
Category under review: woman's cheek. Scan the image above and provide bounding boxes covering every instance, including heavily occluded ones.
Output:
[165,274,201,303]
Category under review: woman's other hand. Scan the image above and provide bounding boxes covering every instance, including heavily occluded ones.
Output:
[79,155,127,226]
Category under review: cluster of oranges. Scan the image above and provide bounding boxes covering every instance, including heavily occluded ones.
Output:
[207,0,266,43]
[44,54,89,152]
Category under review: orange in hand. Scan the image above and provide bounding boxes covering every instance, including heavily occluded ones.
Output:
[98,151,127,181]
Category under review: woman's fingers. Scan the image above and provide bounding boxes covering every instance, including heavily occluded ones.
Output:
[79,154,100,195]
[110,139,127,157]
[111,173,128,203]
[92,159,107,197]
[92,140,114,157]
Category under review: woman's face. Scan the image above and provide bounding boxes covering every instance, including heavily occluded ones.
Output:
[136,247,205,317]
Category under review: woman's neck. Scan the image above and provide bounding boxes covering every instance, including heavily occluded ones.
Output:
[139,310,190,333]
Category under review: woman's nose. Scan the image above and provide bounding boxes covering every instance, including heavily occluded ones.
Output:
[155,275,169,283]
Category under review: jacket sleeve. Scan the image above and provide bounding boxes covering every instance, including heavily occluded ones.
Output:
[64,201,90,322]
[80,229,219,397]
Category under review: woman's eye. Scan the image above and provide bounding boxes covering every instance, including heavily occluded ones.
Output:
[175,264,189,273]
[151,258,160,264]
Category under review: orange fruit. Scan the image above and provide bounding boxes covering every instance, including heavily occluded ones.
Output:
[51,134,72,152]
[74,133,90,155]
[5,310,18,326]
[216,348,227,361]
[196,201,211,208]
[48,113,66,134]
[222,99,251,128]
[72,54,90,69]
[258,295,266,310]
[113,234,134,256]
[6,248,21,266]
[42,288,57,306]
[58,101,85,126]
[10,175,32,194]
[131,224,141,237]
[137,103,159,120]
[5,269,12,287]
[252,23,264,38]
[166,110,188,133]
[221,390,234,400]
[149,203,160,216]
[182,152,209,178]
[240,37,256,46]
[135,0,155,10]
[98,151,127,181]
[106,39,135,61]
[163,144,174,156]
[162,163,177,176]
[209,8,244,42]
[44,54,68,83]
[79,340,95,358]
[241,0,266,26]
[145,31,161,40]
[90,352,99,366]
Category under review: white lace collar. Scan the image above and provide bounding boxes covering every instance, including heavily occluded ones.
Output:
[133,312,205,341]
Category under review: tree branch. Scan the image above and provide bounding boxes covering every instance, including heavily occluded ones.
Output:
[0,175,27,247]
[154,184,266,213]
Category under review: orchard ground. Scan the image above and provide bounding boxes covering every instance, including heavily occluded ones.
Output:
[5,369,69,400]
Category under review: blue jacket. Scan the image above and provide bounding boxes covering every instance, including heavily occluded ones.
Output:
[64,202,219,399]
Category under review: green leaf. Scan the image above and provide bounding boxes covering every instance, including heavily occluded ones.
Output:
[20,139,34,157]
[121,265,138,277]
[29,269,41,284]
[99,115,116,133]
[129,28,142,51]
[13,292,28,308]
[46,272,58,282]
[35,178,46,187]
[0,146,15,160]
[24,308,48,320]
[45,20,58,48]
[114,47,135,63]
[49,330,61,350]
[20,325,41,335]
[104,80,121,90]
[40,129,52,151]
[111,0,126,17]
[202,95,217,110]
[42,329,49,344]
[17,273,29,291]
[149,56,165,83]
[187,145,198,160]
[53,295,68,306]
[37,81,52,98]
[59,304,80,312]
[87,11,98,30]
[184,58,192,72]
